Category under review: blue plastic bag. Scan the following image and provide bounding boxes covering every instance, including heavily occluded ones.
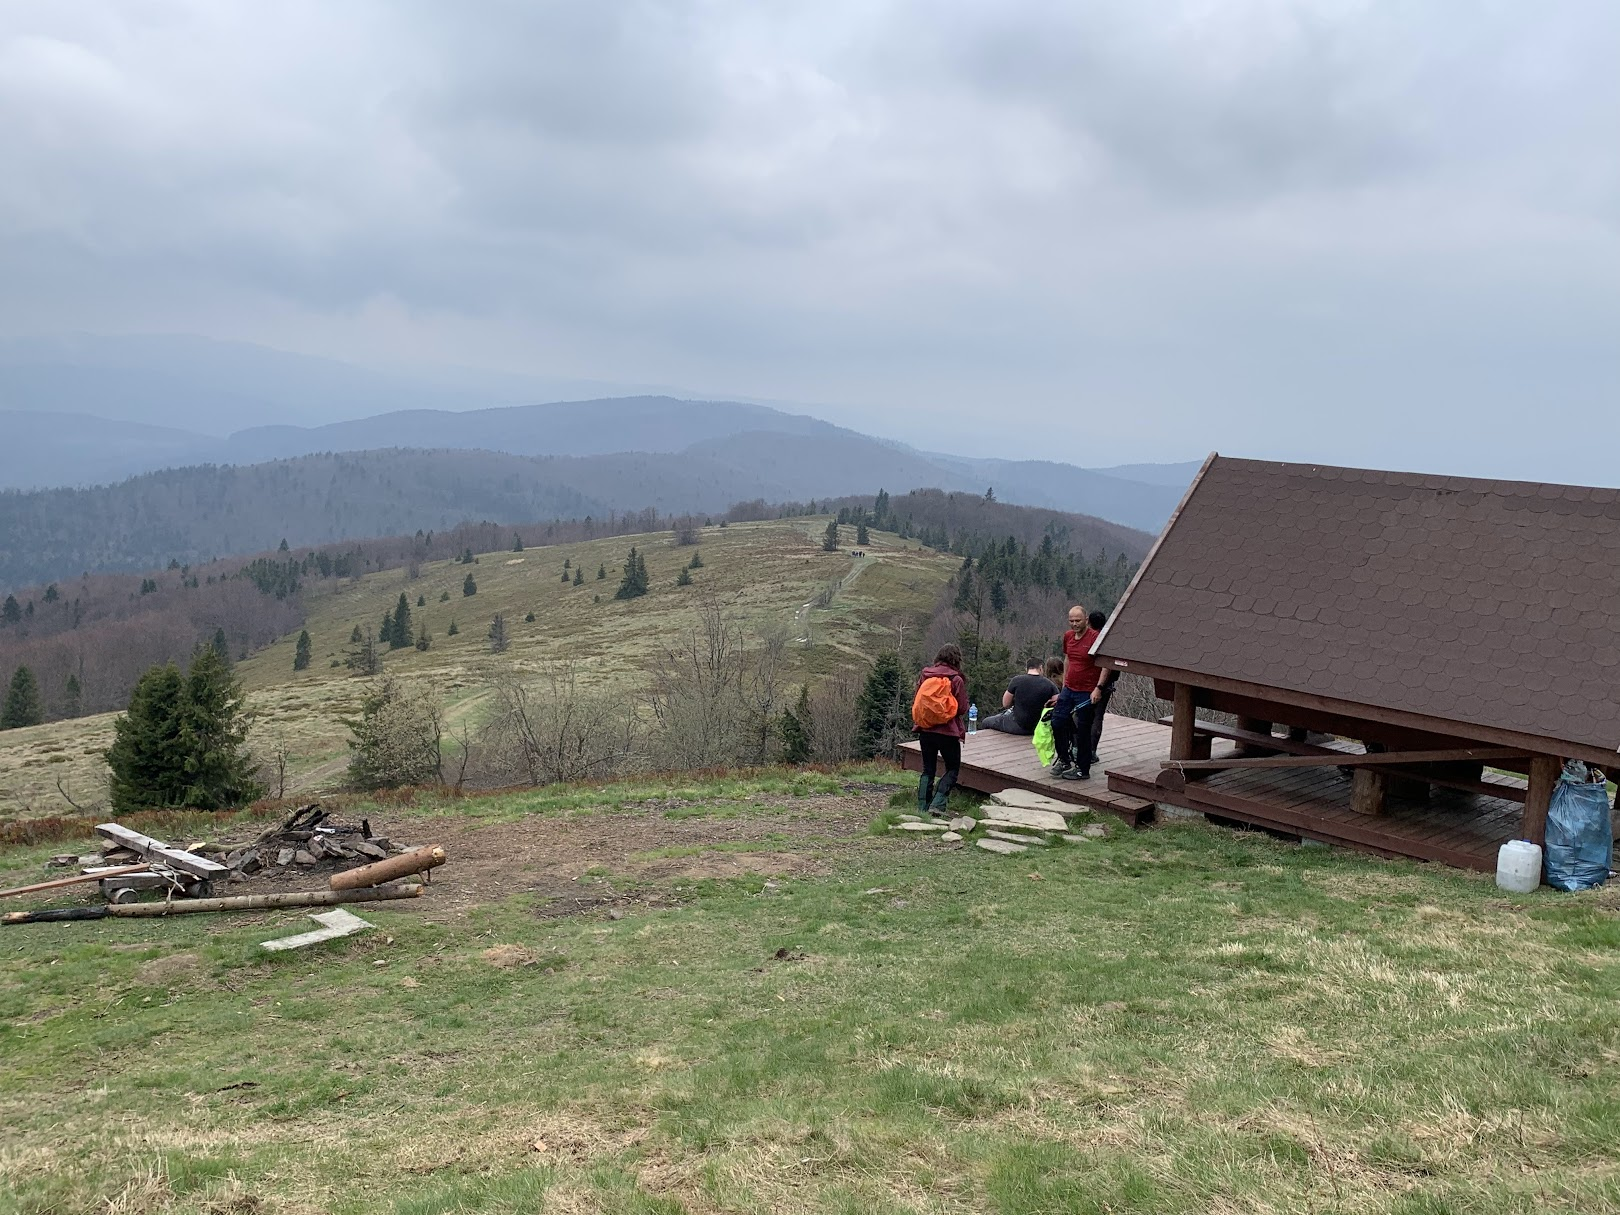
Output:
[1543,764,1614,892]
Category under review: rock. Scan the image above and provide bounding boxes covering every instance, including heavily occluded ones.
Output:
[891,821,947,832]
[236,849,262,874]
[1082,824,1107,838]
[981,805,1069,832]
[940,831,962,842]
[276,848,296,867]
[49,854,77,868]
[986,828,1048,846]
[976,837,1028,855]
[948,816,976,832]
[989,789,1074,816]
[896,814,923,823]
[306,837,327,859]
[293,850,317,866]
[1061,834,1089,843]
[355,842,388,860]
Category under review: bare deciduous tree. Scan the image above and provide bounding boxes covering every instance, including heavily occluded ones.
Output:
[479,664,642,787]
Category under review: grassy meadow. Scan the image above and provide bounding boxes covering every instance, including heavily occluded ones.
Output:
[3,770,1618,1213]
[0,519,955,819]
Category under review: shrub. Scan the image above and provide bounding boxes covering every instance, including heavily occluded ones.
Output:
[344,677,443,790]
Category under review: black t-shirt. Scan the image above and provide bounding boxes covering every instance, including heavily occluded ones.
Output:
[1006,673,1058,731]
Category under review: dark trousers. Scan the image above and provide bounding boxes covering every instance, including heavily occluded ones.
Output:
[917,731,962,809]
[1089,680,1116,760]
[979,709,1032,735]
[1052,688,1095,775]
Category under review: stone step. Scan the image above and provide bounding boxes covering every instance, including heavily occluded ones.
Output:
[980,804,1068,832]
[985,829,1048,846]
[891,821,947,832]
[976,838,1028,855]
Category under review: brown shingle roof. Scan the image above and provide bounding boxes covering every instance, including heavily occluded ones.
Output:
[1095,456,1620,753]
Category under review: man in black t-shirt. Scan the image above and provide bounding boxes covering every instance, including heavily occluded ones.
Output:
[979,658,1057,735]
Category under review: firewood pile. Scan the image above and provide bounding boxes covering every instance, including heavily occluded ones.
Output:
[198,804,410,884]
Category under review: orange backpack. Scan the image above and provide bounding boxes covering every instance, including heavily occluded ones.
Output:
[911,675,958,730]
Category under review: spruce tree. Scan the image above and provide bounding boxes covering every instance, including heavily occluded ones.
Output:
[416,623,431,652]
[390,593,412,650]
[562,570,571,582]
[488,613,509,654]
[854,653,908,758]
[174,646,262,809]
[597,563,607,580]
[614,547,649,600]
[43,584,59,603]
[525,611,536,622]
[463,573,478,597]
[63,672,82,719]
[573,567,584,586]
[346,626,381,675]
[3,594,21,624]
[380,606,396,647]
[513,533,524,552]
[440,590,451,602]
[1,666,43,729]
[676,566,693,586]
[350,624,363,644]
[107,664,187,812]
[822,521,840,552]
[688,551,703,569]
[856,521,870,546]
[417,594,426,607]
[293,629,313,671]
[211,627,231,665]
[778,685,811,764]
[447,620,460,636]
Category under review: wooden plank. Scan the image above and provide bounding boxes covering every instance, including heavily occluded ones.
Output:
[1108,658,1620,769]
[1,864,152,899]
[1157,716,1348,758]
[1163,746,1525,772]
[94,824,228,879]
[1521,756,1559,845]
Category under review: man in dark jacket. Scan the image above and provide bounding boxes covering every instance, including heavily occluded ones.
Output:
[913,643,968,817]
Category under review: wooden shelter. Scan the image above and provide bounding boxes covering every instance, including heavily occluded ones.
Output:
[1089,454,1620,868]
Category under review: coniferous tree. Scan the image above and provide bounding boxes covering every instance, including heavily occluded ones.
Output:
[417,594,426,607]
[43,584,59,603]
[524,611,536,622]
[390,594,413,650]
[62,673,82,719]
[675,566,693,586]
[293,629,313,671]
[854,653,911,758]
[562,570,571,582]
[822,521,840,552]
[463,572,478,597]
[3,594,22,624]
[614,548,649,600]
[380,606,396,647]
[106,663,187,811]
[447,620,460,636]
[597,564,607,580]
[175,646,262,809]
[513,533,524,553]
[856,521,870,546]
[440,590,451,602]
[346,626,381,676]
[573,567,584,585]
[778,685,811,764]
[688,551,703,569]
[350,624,363,644]
[488,613,509,654]
[211,627,231,665]
[1,666,43,729]
[415,623,431,652]
[563,558,571,570]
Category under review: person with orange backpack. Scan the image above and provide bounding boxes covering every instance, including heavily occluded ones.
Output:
[912,643,968,818]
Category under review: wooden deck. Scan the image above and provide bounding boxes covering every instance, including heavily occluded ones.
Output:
[901,713,1575,871]
[898,714,1163,827]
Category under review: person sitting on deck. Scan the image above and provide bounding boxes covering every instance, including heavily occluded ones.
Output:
[980,656,1057,735]
[1086,610,1121,764]
[1052,604,1103,781]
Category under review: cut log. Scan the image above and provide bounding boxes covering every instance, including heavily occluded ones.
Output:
[2,883,426,924]
[95,824,228,880]
[1350,769,1388,816]
[329,845,445,891]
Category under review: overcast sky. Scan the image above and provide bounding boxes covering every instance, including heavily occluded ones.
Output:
[2,2,1617,478]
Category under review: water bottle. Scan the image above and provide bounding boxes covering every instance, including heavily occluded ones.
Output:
[968,703,978,734]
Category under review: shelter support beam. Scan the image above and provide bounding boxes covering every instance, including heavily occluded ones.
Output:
[1521,755,1560,846]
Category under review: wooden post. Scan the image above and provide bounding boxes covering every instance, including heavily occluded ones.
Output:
[1521,755,1559,845]
[1350,768,1388,816]
[1235,716,1275,757]
[1169,684,1210,761]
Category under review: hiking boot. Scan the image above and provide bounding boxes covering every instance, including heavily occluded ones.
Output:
[1049,758,1071,777]
[1059,767,1091,781]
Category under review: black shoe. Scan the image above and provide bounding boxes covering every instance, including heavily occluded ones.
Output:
[1090,753,1100,764]
[1059,767,1091,781]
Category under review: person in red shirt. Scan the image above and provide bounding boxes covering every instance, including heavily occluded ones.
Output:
[913,643,968,816]
[1052,604,1102,780]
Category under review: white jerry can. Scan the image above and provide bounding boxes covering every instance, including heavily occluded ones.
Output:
[1495,839,1543,893]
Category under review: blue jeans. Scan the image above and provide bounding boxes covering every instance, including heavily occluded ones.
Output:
[1052,688,1095,774]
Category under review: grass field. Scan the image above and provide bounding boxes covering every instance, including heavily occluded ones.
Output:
[0,520,955,820]
[3,769,1618,1214]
